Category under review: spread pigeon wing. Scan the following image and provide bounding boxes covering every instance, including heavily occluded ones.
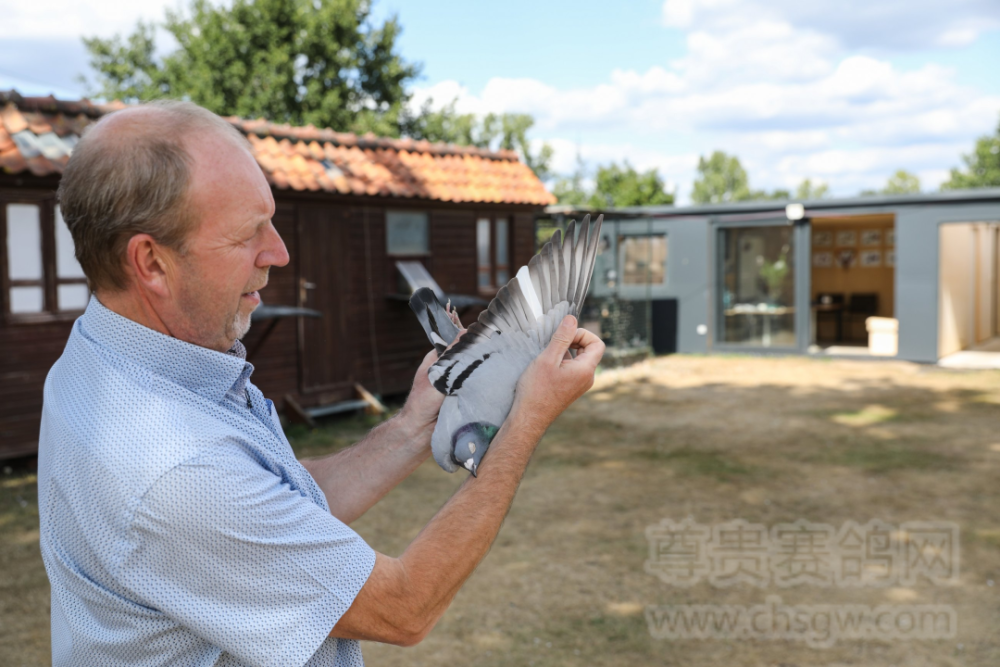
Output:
[425,214,603,475]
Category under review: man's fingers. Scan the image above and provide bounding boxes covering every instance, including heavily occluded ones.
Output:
[566,327,605,367]
[543,315,578,364]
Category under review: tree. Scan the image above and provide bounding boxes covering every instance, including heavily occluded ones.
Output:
[941,115,1000,190]
[402,99,553,179]
[691,151,752,204]
[882,170,921,194]
[84,0,418,136]
[550,158,674,208]
[588,161,674,208]
[795,178,830,199]
[860,169,922,196]
[550,153,590,207]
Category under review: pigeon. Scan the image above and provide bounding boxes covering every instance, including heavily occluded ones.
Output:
[408,214,603,476]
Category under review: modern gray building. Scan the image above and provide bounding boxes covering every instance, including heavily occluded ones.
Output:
[547,189,1000,364]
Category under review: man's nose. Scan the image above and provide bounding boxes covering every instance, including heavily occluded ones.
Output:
[258,222,290,268]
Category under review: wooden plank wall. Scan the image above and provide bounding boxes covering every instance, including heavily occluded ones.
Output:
[0,320,74,458]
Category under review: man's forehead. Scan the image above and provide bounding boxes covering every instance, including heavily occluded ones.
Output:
[186,132,273,215]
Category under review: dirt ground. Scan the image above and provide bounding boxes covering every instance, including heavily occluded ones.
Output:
[3,354,999,666]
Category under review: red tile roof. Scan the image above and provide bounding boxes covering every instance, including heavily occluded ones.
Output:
[0,91,555,206]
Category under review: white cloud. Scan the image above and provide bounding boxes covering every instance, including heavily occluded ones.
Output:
[660,0,1000,51]
[0,0,180,39]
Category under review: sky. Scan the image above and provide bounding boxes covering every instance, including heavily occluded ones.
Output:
[2,0,999,203]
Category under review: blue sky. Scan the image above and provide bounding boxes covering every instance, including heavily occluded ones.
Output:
[3,0,999,202]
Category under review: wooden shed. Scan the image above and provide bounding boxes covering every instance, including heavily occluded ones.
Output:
[0,91,555,459]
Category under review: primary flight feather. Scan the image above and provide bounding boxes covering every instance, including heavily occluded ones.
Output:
[408,214,603,476]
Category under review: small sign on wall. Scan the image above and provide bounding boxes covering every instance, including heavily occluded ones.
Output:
[885,229,896,246]
[885,249,896,267]
[835,230,857,247]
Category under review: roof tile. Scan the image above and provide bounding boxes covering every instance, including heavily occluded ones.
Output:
[0,90,555,205]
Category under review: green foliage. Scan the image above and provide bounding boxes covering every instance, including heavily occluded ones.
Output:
[401,98,552,179]
[588,161,674,208]
[942,115,1000,190]
[795,178,830,199]
[882,170,921,194]
[551,157,674,209]
[551,154,590,207]
[84,0,418,136]
[691,151,817,203]
[860,169,922,196]
[759,251,790,300]
[691,151,752,204]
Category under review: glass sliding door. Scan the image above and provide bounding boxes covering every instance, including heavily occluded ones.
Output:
[719,225,796,347]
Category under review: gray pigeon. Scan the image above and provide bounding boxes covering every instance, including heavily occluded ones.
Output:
[408,214,603,476]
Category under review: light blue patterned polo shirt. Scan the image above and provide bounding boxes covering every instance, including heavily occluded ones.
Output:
[37,296,376,667]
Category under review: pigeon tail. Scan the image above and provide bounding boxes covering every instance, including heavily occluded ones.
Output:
[409,287,462,355]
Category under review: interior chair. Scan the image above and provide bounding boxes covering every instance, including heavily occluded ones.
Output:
[845,293,879,343]
[814,292,845,343]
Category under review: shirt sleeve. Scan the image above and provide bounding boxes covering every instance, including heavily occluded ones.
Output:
[117,451,376,667]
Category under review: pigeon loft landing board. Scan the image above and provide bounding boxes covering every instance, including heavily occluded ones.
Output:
[409,214,603,475]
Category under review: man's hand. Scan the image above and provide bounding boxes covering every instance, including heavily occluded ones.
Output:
[398,326,465,439]
[511,315,605,432]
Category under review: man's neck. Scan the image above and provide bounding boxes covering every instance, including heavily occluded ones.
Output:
[95,288,174,339]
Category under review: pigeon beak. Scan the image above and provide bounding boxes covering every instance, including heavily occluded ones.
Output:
[463,459,478,477]
[470,462,478,477]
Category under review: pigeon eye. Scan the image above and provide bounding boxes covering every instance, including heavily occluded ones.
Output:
[468,442,476,453]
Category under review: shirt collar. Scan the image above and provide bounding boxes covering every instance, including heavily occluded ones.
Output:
[79,295,254,403]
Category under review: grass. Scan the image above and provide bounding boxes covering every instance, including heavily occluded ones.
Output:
[4,355,1000,666]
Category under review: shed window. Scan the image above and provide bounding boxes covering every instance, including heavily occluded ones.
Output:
[620,234,667,285]
[477,216,511,290]
[386,211,429,255]
[55,206,89,310]
[7,204,44,314]
[3,200,90,319]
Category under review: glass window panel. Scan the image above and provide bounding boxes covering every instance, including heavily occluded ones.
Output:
[55,205,86,279]
[10,286,44,313]
[495,218,509,285]
[58,284,90,311]
[477,218,492,289]
[720,226,796,347]
[620,234,667,285]
[386,211,429,255]
[6,203,43,280]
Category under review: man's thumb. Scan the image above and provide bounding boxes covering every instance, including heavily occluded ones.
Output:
[544,315,578,363]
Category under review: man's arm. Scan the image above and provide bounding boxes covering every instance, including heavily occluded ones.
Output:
[299,349,444,524]
[329,316,604,646]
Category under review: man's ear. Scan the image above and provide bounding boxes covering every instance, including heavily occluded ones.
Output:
[125,233,174,298]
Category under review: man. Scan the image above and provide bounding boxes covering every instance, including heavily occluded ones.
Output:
[38,100,604,666]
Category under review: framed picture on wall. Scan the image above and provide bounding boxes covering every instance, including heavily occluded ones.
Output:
[861,229,882,246]
[835,230,857,247]
[860,250,882,267]
[813,231,833,247]
[836,249,857,268]
[885,229,896,246]
[885,249,896,267]
[812,251,833,268]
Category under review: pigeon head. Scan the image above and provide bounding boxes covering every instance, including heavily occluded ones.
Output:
[450,422,499,477]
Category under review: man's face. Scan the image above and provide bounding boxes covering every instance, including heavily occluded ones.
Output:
[168,131,288,352]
